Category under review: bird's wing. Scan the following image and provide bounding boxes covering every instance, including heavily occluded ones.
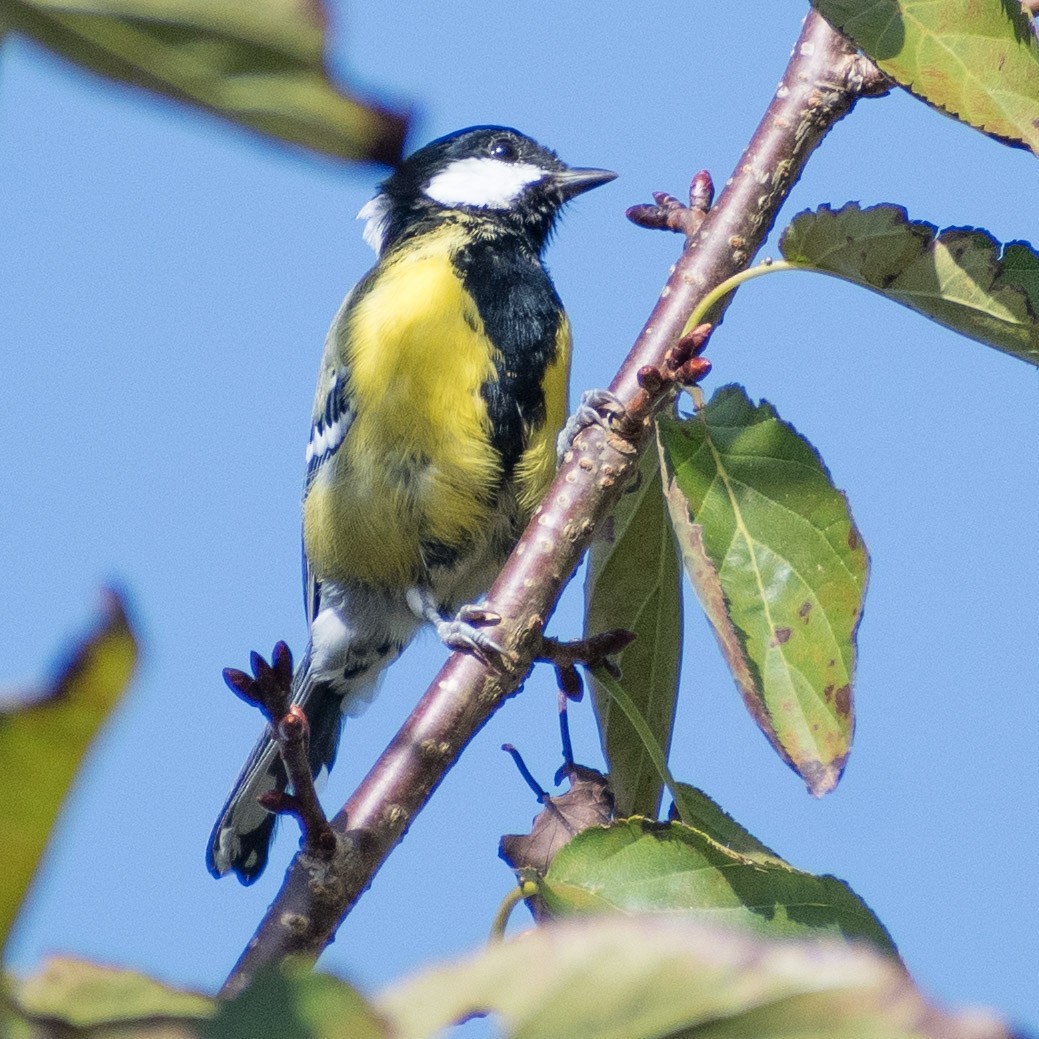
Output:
[302,283,360,628]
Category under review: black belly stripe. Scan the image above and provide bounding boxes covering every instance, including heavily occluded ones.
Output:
[452,234,562,477]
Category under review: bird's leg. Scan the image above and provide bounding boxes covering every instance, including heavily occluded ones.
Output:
[406,587,505,664]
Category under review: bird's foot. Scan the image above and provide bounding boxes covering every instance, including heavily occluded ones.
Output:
[434,604,505,664]
[556,388,627,461]
[407,589,506,666]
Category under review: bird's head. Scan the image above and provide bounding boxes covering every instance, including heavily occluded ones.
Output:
[359,126,616,254]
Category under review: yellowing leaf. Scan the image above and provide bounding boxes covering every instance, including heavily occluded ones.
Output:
[812,0,1039,156]
[378,917,1009,1039]
[659,387,868,796]
[12,956,212,1026]
[781,203,1039,366]
[3,0,407,164]
[0,591,138,951]
[7,957,389,1039]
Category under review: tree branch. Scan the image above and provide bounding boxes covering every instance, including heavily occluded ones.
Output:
[221,10,889,997]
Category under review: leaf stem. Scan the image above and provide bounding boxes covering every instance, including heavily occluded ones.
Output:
[683,259,798,337]
[489,881,536,941]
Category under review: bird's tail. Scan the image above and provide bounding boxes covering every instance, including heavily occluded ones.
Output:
[205,665,355,884]
[207,585,420,884]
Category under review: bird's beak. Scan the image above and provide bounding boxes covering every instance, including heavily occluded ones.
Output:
[553,166,618,199]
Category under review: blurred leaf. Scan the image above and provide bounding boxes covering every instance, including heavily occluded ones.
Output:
[0,590,137,952]
[6,958,388,1039]
[659,387,868,796]
[781,203,1039,366]
[204,961,388,1039]
[378,916,1008,1039]
[1,0,407,164]
[584,437,682,817]
[812,0,1039,157]
[6,955,388,1039]
[536,818,895,952]
[10,956,213,1028]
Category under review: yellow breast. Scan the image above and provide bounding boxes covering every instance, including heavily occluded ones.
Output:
[304,232,505,587]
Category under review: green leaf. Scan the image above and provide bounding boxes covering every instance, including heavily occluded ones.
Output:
[781,202,1039,366]
[811,0,1039,156]
[378,917,1007,1039]
[537,818,894,952]
[1,0,407,164]
[588,671,733,842]
[0,590,138,952]
[584,437,683,817]
[668,781,785,865]
[659,387,868,796]
[10,956,213,1026]
[205,962,388,1039]
[587,667,688,823]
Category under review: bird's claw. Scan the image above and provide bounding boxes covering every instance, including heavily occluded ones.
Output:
[456,604,501,627]
[556,388,626,461]
[435,607,504,664]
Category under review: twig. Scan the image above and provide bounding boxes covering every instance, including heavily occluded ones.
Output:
[557,690,575,775]
[626,171,715,239]
[222,644,335,862]
[536,628,635,702]
[501,743,549,802]
[221,11,888,996]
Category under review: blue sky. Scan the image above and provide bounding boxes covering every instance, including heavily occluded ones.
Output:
[3,2,1037,1033]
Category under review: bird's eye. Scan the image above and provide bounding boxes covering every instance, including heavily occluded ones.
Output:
[489,138,518,161]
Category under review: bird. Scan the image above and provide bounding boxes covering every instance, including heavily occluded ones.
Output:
[207,125,616,884]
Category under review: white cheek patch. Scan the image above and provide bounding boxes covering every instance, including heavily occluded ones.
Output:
[357,194,390,253]
[424,156,545,209]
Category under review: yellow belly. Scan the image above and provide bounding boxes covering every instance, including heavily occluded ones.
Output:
[304,238,504,587]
